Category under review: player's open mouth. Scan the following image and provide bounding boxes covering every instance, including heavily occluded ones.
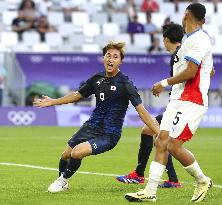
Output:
[107,63,113,67]
[106,64,114,70]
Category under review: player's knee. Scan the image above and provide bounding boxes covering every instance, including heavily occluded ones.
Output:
[155,137,166,151]
[71,147,84,159]
[155,132,169,151]
[61,150,71,160]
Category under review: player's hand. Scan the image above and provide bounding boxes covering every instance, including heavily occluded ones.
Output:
[33,95,55,108]
[151,82,164,97]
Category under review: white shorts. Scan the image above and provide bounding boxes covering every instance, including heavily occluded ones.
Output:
[160,100,207,141]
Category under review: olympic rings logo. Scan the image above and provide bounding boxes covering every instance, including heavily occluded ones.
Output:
[7,111,36,125]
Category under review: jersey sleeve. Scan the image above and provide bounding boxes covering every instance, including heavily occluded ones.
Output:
[184,33,210,66]
[78,76,95,98]
[125,80,142,107]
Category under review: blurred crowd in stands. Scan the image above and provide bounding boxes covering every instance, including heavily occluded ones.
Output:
[0,0,218,54]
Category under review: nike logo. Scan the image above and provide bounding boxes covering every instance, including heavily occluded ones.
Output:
[192,192,205,202]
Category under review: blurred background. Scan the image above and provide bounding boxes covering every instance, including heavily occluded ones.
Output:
[0,0,222,127]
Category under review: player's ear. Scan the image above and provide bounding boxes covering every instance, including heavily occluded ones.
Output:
[166,37,170,43]
[183,11,188,21]
[185,11,191,21]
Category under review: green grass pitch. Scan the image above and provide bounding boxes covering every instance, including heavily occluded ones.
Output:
[0,127,221,205]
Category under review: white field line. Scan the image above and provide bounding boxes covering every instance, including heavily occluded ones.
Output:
[0,162,221,189]
[0,162,118,177]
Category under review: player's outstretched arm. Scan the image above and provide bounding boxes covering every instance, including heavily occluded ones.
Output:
[33,91,82,108]
[135,104,160,135]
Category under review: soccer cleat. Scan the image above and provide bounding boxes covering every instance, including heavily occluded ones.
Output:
[116,171,145,184]
[158,180,182,188]
[125,189,157,202]
[47,175,69,193]
[116,171,144,184]
[191,177,213,202]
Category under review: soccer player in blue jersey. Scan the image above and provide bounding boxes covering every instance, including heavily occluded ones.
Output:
[33,41,160,193]
[116,22,184,188]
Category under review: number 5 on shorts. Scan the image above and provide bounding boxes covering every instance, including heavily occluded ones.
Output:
[173,111,182,125]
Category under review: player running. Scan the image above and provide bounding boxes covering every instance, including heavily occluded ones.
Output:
[33,41,160,193]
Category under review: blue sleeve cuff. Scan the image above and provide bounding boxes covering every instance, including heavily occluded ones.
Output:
[184,56,200,65]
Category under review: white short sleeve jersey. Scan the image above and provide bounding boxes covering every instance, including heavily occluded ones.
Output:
[170,29,213,106]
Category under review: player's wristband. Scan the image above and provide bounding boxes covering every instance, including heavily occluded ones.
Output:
[160,79,169,87]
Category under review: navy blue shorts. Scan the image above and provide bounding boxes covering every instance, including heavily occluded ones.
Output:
[67,124,119,155]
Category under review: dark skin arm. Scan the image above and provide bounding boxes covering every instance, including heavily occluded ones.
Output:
[152,61,198,96]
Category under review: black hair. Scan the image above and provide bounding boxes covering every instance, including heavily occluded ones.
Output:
[162,22,184,43]
[186,3,206,21]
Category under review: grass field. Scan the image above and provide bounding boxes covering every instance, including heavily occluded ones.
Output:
[0,127,221,205]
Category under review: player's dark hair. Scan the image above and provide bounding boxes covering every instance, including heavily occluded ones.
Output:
[186,3,206,21]
[103,41,125,60]
[162,23,184,43]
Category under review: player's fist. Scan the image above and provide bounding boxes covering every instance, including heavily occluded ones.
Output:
[151,82,164,97]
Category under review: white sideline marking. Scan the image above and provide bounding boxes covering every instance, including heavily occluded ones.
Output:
[0,162,118,177]
[0,162,221,189]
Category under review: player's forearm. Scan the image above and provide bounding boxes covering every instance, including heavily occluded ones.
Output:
[136,105,160,135]
[167,69,196,85]
[53,91,82,105]
[139,112,160,135]
[165,61,198,86]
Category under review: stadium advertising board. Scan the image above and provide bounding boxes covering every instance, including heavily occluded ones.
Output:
[16,53,222,90]
[0,107,57,126]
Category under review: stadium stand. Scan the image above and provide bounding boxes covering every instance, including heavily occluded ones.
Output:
[0,0,220,54]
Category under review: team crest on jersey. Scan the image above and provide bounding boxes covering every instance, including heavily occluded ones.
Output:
[96,78,105,86]
[110,85,116,91]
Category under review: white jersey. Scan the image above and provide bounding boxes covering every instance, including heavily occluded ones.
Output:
[170,29,213,106]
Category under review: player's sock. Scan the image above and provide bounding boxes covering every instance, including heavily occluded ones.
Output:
[144,161,166,195]
[59,158,69,177]
[166,154,179,182]
[135,134,153,177]
[184,161,207,183]
[63,157,82,179]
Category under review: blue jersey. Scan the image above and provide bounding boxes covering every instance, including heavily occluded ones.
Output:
[78,71,142,141]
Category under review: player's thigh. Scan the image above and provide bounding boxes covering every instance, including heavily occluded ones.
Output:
[88,136,118,155]
[71,141,92,159]
[170,101,207,141]
[67,124,95,148]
